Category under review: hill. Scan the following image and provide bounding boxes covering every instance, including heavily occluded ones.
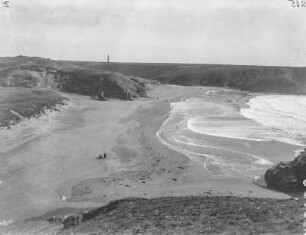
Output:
[0,56,150,100]
[59,196,302,235]
[71,61,306,94]
[1,56,306,96]
[1,56,305,126]
[0,87,65,127]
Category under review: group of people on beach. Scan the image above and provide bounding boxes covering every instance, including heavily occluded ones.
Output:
[97,152,107,159]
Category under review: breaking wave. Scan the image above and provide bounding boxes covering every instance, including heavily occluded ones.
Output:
[241,95,306,146]
[157,94,304,177]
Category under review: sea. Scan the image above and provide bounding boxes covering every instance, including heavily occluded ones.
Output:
[157,92,305,178]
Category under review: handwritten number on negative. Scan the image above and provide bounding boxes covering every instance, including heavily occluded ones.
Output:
[2,1,10,8]
[289,0,306,7]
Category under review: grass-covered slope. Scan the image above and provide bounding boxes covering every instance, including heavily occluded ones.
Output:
[72,62,306,94]
[49,69,149,100]
[60,196,302,235]
[0,56,150,100]
[1,56,305,97]
[0,87,65,127]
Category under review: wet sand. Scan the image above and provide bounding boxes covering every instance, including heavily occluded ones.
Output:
[0,85,297,233]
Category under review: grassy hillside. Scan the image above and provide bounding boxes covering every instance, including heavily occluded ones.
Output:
[59,196,302,235]
[1,56,305,97]
[71,61,306,94]
[0,87,65,127]
[0,56,150,100]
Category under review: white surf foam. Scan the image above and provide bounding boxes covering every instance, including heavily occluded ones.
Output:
[187,116,267,142]
[182,95,306,146]
[174,138,272,165]
[156,101,272,177]
[156,94,303,177]
[158,129,267,177]
[241,95,306,146]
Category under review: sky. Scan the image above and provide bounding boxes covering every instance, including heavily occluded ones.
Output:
[0,0,306,66]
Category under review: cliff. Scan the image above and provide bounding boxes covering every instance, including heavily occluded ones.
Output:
[73,62,306,94]
[1,56,305,98]
[0,56,150,100]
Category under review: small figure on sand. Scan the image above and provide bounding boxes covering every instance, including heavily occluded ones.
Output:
[97,152,107,159]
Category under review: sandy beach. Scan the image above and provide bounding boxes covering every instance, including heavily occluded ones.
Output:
[1,1,305,232]
[0,84,300,234]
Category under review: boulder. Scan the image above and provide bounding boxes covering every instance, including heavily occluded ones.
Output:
[265,150,306,192]
[63,213,83,229]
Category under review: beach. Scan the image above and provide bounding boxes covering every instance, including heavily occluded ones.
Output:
[0,84,301,233]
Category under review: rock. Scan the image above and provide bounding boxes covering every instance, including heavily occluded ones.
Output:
[63,213,83,229]
[265,151,306,192]
[62,210,95,229]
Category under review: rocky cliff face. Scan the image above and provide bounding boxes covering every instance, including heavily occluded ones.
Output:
[265,150,306,192]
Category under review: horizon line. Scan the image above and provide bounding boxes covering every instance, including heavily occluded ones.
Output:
[1,55,306,68]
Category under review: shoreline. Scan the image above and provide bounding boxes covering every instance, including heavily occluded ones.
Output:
[55,85,294,206]
[0,85,299,234]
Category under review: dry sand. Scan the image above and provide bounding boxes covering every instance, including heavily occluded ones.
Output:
[0,85,296,234]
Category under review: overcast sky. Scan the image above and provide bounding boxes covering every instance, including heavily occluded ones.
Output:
[0,0,305,66]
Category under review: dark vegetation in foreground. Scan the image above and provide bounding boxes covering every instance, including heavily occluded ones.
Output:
[0,87,65,127]
[59,196,303,235]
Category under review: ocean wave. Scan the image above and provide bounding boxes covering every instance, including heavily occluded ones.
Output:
[174,138,272,165]
[241,95,306,146]
[157,129,268,177]
[157,94,304,177]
